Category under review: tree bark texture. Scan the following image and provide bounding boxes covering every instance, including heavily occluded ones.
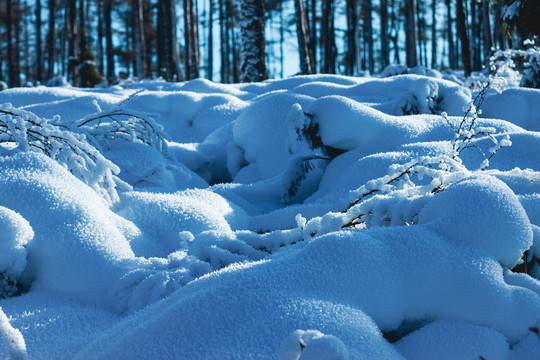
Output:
[239,0,268,82]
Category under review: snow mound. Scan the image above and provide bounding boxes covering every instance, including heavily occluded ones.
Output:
[419,175,533,267]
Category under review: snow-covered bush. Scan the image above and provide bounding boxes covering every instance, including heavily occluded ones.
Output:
[0,103,123,205]
[489,47,540,89]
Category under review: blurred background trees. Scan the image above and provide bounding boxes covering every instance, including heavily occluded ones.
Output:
[0,0,538,87]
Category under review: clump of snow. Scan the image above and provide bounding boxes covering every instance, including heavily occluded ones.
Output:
[0,307,27,360]
[279,329,349,360]
[0,207,33,298]
[395,320,509,360]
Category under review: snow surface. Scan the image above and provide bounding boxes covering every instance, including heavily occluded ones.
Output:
[0,74,539,359]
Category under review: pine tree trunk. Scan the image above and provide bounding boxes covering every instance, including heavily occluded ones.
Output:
[321,0,334,73]
[309,0,317,72]
[405,0,418,68]
[67,0,78,85]
[482,0,493,64]
[184,0,193,79]
[456,0,471,77]
[219,0,228,82]
[7,0,16,87]
[36,0,43,82]
[494,0,504,50]
[78,0,86,86]
[97,0,104,76]
[105,0,114,82]
[133,0,147,78]
[446,0,455,68]
[208,0,214,80]
[362,0,373,73]
[144,0,153,77]
[239,0,267,82]
[184,0,200,80]
[294,0,312,74]
[47,0,57,79]
[380,0,389,70]
[431,0,437,68]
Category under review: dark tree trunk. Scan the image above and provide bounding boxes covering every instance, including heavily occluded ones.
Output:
[321,0,335,73]
[219,0,228,82]
[294,0,312,74]
[471,0,481,71]
[208,0,214,80]
[105,0,114,82]
[67,0,78,85]
[446,0,456,68]
[380,0,389,70]
[47,0,57,79]
[78,0,86,86]
[431,0,437,68]
[456,0,471,76]
[133,0,147,78]
[482,0,493,63]
[239,0,267,82]
[97,0,104,75]
[7,0,21,87]
[405,0,418,68]
[143,0,154,77]
[494,0,504,50]
[362,0,373,73]
[309,0,317,72]
[7,0,17,87]
[184,0,200,80]
[36,0,43,82]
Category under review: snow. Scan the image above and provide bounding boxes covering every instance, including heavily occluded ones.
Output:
[0,73,539,358]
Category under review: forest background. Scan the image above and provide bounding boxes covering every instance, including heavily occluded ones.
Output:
[0,0,538,88]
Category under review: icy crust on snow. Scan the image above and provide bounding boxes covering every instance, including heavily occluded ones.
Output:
[0,75,539,358]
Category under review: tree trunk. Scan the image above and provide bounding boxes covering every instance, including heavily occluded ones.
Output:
[362,0,373,73]
[321,0,335,73]
[36,0,43,82]
[239,0,267,82]
[67,0,78,85]
[482,0,493,63]
[143,0,154,77]
[207,0,214,80]
[78,0,86,86]
[309,0,317,72]
[133,0,147,78]
[184,0,193,79]
[47,0,57,79]
[446,0,456,68]
[380,0,389,70]
[105,0,114,82]
[97,0,104,75]
[294,0,312,74]
[184,0,200,80]
[219,0,228,82]
[471,0,481,71]
[405,0,418,68]
[494,0,504,50]
[456,0,471,77]
[431,0,437,68]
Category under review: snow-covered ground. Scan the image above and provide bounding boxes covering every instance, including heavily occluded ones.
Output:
[0,72,539,359]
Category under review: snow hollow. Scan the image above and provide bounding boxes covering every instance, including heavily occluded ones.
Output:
[0,72,539,359]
